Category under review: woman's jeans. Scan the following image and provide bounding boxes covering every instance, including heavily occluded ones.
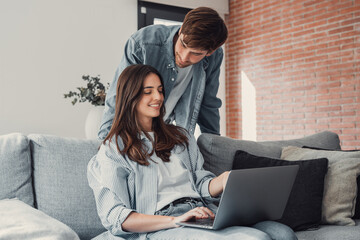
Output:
[146,198,297,240]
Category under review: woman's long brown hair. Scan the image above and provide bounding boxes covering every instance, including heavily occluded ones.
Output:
[103,64,188,165]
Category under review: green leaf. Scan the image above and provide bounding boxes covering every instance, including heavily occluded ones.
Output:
[64,74,107,106]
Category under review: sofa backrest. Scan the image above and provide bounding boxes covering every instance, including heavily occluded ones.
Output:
[29,134,105,240]
[197,131,341,176]
[0,133,34,207]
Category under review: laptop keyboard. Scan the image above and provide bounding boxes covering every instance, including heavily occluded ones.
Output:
[189,218,214,228]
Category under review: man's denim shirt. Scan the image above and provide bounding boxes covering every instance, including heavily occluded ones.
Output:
[98,25,223,140]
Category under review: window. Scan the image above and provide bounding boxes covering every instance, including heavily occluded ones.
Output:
[138,1,191,29]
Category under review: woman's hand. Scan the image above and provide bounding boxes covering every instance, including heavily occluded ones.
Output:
[172,207,215,227]
[122,207,215,232]
[208,171,230,197]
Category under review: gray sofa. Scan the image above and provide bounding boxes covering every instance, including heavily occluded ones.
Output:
[0,131,359,239]
[197,131,360,240]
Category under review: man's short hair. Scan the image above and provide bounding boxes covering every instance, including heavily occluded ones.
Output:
[181,7,228,52]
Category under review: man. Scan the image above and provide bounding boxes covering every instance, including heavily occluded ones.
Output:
[98,7,228,139]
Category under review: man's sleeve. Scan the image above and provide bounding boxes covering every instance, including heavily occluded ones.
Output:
[197,49,223,135]
[98,37,143,140]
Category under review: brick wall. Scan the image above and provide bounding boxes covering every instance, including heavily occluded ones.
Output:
[225,0,360,149]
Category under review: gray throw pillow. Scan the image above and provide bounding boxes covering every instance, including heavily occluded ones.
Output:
[281,146,360,226]
[0,133,34,206]
[29,134,105,239]
[0,198,79,240]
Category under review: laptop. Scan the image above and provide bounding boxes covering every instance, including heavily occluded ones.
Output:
[177,165,299,230]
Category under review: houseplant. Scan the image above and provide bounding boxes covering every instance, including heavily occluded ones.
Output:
[64,75,109,139]
[64,75,108,106]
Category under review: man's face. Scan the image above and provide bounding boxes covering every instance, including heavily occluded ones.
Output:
[174,33,210,68]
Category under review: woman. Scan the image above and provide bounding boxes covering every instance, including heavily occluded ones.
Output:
[87,64,297,240]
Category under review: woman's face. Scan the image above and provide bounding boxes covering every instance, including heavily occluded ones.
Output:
[136,73,164,131]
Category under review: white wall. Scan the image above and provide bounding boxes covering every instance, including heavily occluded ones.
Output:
[218,50,226,137]
[0,0,137,138]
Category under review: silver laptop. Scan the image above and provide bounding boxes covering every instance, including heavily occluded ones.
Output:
[177,165,299,230]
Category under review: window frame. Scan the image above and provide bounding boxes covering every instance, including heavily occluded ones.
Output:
[138,1,191,29]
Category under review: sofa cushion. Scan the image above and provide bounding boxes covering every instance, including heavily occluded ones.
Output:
[281,146,360,226]
[303,146,360,219]
[29,134,105,239]
[197,131,341,176]
[0,198,79,240]
[295,219,360,240]
[233,150,328,231]
[0,133,34,206]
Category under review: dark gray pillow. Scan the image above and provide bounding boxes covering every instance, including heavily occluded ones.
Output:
[197,131,340,176]
[233,150,328,231]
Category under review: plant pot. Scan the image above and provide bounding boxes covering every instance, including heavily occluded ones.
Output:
[85,106,105,139]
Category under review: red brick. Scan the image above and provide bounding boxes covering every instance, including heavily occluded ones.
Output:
[304,43,328,51]
[341,144,360,150]
[328,50,353,58]
[292,5,316,17]
[343,128,360,135]
[293,51,315,59]
[329,122,356,129]
[330,98,355,105]
[304,19,328,29]
[339,135,356,141]
[341,17,360,26]
[329,38,354,47]
[328,2,354,12]
[303,0,320,7]
[329,85,354,94]
[319,117,341,124]
[293,40,316,49]
[316,1,338,9]
[316,106,342,112]
[293,29,315,37]
[305,55,329,62]
[342,55,355,62]
[317,46,341,54]
[304,32,327,40]
[329,26,354,35]
[316,59,341,66]
[342,91,360,98]
[342,104,360,110]
[342,43,360,50]
[342,79,360,86]
[328,13,353,23]
[340,6,360,14]
[330,74,355,81]
[316,23,340,32]
[315,12,339,21]
[316,35,340,43]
